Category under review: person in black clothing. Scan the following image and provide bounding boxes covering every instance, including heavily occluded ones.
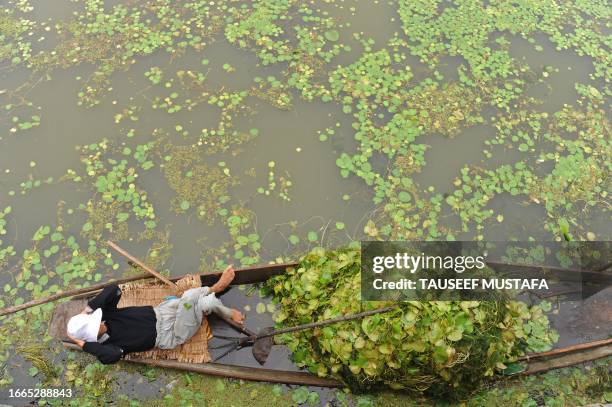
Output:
[66,266,243,364]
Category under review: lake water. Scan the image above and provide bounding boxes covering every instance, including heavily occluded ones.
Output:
[0,0,609,404]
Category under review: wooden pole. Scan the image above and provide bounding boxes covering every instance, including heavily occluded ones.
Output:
[255,306,397,339]
[106,240,179,292]
[0,273,153,317]
[218,316,257,337]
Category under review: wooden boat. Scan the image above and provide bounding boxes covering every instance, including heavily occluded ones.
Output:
[48,262,344,388]
[26,247,612,387]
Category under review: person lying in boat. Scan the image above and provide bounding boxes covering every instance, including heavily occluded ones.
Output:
[66,266,244,365]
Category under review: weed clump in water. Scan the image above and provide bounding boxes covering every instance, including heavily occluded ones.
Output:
[264,246,558,399]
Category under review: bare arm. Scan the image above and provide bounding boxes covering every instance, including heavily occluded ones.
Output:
[202,266,245,324]
[198,293,235,320]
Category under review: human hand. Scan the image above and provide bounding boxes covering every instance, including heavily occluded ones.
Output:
[66,331,85,348]
[230,308,245,325]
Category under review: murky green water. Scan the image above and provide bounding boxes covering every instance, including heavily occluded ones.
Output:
[0,0,610,404]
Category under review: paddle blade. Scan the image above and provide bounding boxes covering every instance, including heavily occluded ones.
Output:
[252,327,274,365]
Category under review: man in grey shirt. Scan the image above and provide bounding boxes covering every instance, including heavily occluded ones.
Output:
[66,266,243,364]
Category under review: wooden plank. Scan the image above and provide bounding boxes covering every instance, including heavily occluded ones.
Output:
[518,338,612,361]
[69,263,299,301]
[130,358,343,388]
[199,262,299,286]
[523,345,612,375]
[61,342,342,388]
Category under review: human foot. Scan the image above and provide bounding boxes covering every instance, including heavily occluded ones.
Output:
[218,265,235,287]
[210,265,235,293]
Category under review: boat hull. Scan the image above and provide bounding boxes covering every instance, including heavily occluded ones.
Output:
[49,262,343,388]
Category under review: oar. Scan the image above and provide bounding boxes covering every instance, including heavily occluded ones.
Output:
[213,306,398,365]
[106,240,179,293]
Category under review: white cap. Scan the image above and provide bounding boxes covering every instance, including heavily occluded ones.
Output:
[67,308,103,342]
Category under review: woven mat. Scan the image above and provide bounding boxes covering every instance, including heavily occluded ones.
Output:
[117,275,212,363]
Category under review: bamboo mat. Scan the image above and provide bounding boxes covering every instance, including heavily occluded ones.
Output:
[117,275,212,363]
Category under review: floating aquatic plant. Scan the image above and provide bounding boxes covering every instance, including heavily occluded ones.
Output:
[264,247,558,398]
[0,0,609,399]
